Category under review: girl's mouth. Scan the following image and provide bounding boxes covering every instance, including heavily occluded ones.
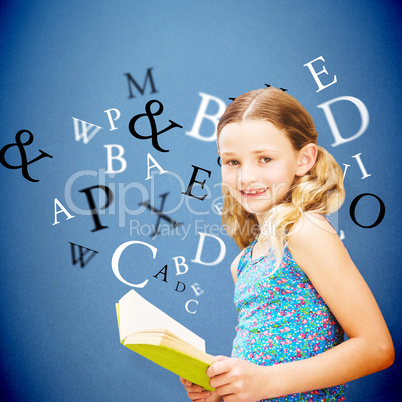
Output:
[240,187,269,198]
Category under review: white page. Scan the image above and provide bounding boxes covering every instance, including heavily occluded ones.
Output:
[118,289,206,352]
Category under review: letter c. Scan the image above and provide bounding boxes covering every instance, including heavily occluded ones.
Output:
[185,299,198,314]
[111,241,157,288]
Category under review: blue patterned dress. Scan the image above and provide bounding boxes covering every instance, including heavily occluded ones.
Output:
[232,239,346,401]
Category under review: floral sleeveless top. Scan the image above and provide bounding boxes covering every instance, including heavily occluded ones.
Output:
[232,240,346,401]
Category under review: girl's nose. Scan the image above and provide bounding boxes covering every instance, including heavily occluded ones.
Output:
[238,164,257,186]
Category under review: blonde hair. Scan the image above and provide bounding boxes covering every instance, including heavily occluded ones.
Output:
[217,87,345,264]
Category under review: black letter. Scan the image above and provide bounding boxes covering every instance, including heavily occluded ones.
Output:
[153,265,168,282]
[79,185,114,232]
[69,242,99,268]
[125,68,158,99]
[175,281,186,292]
[182,165,212,201]
[349,193,385,228]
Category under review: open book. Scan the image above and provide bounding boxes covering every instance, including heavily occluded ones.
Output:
[116,289,216,391]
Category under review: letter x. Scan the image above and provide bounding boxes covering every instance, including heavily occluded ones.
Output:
[139,192,182,237]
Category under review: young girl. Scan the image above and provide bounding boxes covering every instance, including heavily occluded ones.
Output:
[180,87,394,401]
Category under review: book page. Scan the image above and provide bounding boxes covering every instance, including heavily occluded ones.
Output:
[118,290,206,351]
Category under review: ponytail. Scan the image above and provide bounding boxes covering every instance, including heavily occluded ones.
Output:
[259,146,345,267]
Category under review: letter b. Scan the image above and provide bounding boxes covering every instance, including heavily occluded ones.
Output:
[105,144,127,174]
[186,93,226,141]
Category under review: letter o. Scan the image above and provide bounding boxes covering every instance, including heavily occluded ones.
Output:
[349,193,385,228]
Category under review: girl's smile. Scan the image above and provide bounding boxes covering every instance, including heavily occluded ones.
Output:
[239,187,269,198]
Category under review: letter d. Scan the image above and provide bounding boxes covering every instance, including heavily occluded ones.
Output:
[191,232,226,266]
[317,96,369,147]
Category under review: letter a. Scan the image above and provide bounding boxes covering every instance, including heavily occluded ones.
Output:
[146,153,167,180]
[53,198,75,225]
[72,117,103,144]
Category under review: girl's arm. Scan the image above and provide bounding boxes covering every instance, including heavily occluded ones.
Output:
[207,213,394,401]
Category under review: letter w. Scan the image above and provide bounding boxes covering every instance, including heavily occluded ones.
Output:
[72,117,103,144]
[69,242,99,268]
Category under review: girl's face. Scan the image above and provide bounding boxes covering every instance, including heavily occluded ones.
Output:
[219,120,302,221]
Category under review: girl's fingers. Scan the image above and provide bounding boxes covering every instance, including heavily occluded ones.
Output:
[180,377,211,398]
[180,378,198,390]
[187,384,204,392]
[188,390,212,399]
[180,377,191,385]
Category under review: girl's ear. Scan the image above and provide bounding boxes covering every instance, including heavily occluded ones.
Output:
[296,143,318,176]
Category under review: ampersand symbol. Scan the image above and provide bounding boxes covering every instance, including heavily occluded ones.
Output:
[128,100,183,152]
[0,130,53,182]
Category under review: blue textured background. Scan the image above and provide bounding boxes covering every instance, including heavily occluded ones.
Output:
[0,1,400,401]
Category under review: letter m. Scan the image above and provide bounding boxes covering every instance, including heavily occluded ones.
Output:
[72,117,103,144]
[124,68,158,99]
[69,242,99,268]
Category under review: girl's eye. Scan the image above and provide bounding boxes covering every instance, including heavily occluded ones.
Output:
[260,157,272,164]
[227,160,240,166]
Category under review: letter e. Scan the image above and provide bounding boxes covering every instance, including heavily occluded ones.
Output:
[182,165,211,201]
[303,56,337,92]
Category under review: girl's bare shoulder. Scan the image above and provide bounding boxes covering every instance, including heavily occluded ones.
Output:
[288,212,347,275]
[290,212,338,242]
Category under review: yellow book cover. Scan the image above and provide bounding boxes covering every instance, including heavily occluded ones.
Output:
[116,289,215,391]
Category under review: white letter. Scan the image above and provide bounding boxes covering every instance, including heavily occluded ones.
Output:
[104,144,127,174]
[317,96,369,147]
[172,256,189,275]
[104,108,121,131]
[53,198,75,225]
[303,56,337,92]
[185,300,198,314]
[111,241,157,288]
[72,117,102,144]
[186,93,226,141]
[146,153,167,180]
[191,232,226,266]
[191,283,204,297]
[352,153,371,179]
[343,163,351,179]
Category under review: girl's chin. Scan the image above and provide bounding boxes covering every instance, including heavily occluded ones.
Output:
[239,201,272,215]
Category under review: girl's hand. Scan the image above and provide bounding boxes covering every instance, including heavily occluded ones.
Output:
[207,356,268,402]
[179,377,220,402]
